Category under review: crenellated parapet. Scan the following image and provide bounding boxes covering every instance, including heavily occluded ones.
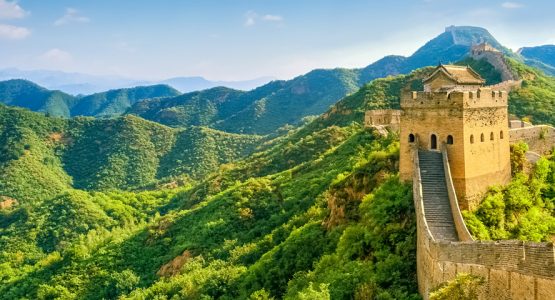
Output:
[401,88,508,110]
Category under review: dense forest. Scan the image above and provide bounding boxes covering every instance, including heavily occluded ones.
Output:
[1,42,555,299]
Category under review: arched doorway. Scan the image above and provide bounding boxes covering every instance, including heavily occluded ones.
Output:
[430,134,437,150]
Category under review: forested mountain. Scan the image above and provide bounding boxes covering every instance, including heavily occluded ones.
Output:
[1,26,524,135]
[0,103,418,300]
[0,79,77,117]
[128,26,519,134]
[1,26,555,299]
[0,81,181,118]
[0,105,261,200]
[128,69,361,134]
[70,85,181,117]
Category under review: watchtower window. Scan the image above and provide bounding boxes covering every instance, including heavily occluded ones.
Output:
[480,133,485,142]
[490,132,494,141]
[430,134,437,150]
[409,134,415,143]
[470,135,474,144]
[447,135,454,145]
[500,131,504,139]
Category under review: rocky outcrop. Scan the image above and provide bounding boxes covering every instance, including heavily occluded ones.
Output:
[0,196,17,210]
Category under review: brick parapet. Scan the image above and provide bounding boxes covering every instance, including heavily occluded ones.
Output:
[401,88,508,110]
[442,147,473,241]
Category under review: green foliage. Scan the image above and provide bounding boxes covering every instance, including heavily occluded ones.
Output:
[128,69,362,134]
[464,152,555,242]
[510,141,529,175]
[430,273,485,300]
[0,79,75,117]
[0,111,421,299]
[0,106,261,196]
[506,58,555,126]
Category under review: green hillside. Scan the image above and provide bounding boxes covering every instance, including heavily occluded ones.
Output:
[1,55,555,299]
[0,81,180,118]
[0,67,425,298]
[71,85,181,117]
[0,80,76,117]
[506,59,555,125]
[0,105,262,202]
[0,118,418,299]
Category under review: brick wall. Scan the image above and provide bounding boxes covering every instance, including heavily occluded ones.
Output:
[413,152,555,299]
[509,125,555,155]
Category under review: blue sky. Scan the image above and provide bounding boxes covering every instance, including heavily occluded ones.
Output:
[1,0,554,81]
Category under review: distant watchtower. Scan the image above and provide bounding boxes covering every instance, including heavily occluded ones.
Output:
[400,65,511,210]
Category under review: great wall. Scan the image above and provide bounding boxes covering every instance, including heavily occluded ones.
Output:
[365,45,555,299]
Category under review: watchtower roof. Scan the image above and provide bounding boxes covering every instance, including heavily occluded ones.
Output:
[423,64,485,85]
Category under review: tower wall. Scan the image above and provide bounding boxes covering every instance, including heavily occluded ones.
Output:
[400,88,511,210]
[460,89,511,209]
[400,91,466,182]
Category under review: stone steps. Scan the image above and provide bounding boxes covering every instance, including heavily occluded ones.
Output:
[418,150,459,241]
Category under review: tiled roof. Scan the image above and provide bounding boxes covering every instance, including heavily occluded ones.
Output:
[424,64,485,85]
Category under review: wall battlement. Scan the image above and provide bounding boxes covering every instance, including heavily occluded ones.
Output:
[401,88,508,109]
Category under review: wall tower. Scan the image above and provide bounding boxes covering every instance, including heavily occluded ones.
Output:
[400,64,511,210]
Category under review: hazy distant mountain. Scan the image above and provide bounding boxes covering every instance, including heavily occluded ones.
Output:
[0,68,147,95]
[0,68,275,95]
[0,80,180,117]
[519,45,555,66]
[161,76,276,93]
[518,45,555,75]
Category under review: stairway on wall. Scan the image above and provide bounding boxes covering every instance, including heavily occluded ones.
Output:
[418,150,459,241]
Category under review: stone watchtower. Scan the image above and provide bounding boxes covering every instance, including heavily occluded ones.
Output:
[400,65,511,210]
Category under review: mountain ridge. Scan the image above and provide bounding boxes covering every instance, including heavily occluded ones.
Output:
[0,68,276,95]
[128,26,516,134]
[0,80,181,118]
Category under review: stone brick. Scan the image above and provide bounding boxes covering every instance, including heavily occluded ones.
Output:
[510,272,535,300]
[536,277,555,300]
[488,269,510,300]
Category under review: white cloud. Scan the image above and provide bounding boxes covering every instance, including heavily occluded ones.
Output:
[40,48,73,63]
[0,23,30,39]
[501,2,523,9]
[244,11,257,27]
[262,14,283,22]
[244,11,283,27]
[0,0,27,20]
[54,8,90,26]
